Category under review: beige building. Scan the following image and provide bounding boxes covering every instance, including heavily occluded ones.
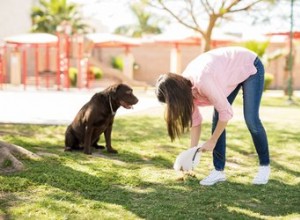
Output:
[0,0,38,39]
[0,1,299,90]
[95,39,300,90]
[1,29,300,90]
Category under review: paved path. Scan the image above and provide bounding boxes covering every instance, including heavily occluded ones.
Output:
[0,87,299,125]
[0,87,163,125]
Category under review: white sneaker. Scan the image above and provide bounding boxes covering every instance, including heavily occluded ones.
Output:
[200,169,226,186]
[253,165,270,185]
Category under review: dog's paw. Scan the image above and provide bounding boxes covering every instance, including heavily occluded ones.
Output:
[84,151,92,155]
[83,149,92,155]
[93,144,105,150]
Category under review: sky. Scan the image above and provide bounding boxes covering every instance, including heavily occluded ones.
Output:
[70,0,300,35]
[70,0,135,32]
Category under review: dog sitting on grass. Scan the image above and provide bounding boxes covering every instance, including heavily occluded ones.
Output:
[64,84,139,154]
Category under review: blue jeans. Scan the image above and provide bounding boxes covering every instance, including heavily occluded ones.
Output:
[212,57,270,171]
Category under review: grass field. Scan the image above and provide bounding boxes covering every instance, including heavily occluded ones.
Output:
[0,95,299,220]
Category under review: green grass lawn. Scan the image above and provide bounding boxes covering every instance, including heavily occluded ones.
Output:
[0,95,300,220]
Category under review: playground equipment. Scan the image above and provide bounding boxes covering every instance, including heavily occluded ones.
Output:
[1,31,147,90]
[3,33,59,90]
[0,41,6,89]
[86,33,148,88]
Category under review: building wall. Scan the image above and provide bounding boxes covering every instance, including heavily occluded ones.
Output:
[96,44,202,86]
[0,0,36,39]
[0,1,299,90]
[2,36,300,90]
[266,41,300,90]
[95,42,300,89]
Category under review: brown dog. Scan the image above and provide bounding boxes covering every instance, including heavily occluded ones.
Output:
[64,84,139,154]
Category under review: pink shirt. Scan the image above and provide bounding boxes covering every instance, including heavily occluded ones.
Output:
[182,46,258,127]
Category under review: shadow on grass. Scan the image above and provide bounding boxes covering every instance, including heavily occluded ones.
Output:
[225,121,300,178]
[0,119,175,171]
[1,116,299,219]
[2,157,299,220]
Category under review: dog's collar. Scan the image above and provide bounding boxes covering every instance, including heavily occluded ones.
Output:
[109,95,116,116]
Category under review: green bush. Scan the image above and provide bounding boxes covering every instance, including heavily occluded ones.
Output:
[68,66,103,87]
[89,66,103,79]
[68,67,78,87]
[111,56,124,71]
[264,73,274,91]
[241,40,269,58]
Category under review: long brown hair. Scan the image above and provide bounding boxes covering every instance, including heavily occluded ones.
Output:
[155,73,194,141]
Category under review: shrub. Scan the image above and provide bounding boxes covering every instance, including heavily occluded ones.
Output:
[111,56,124,71]
[242,40,269,58]
[89,66,103,79]
[68,67,78,87]
[264,73,274,91]
[68,66,103,87]
[133,62,140,70]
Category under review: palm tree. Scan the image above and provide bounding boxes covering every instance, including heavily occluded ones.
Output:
[114,0,166,37]
[31,0,92,34]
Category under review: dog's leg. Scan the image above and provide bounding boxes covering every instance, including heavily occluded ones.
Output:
[92,136,105,149]
[65,126,82,151]
[65,126,73,151]
[104,122,118,154]
[83,125,93,154]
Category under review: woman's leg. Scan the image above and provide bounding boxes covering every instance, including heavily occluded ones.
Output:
[212,84,242,170]
[242,58,270,166]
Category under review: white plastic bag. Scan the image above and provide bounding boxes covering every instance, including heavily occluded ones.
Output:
[173,145,202,171]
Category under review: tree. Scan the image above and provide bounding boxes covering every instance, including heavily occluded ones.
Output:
[31,0,92,34]
[114,0,167,37]
[286,0,295,102]
[148,0,275,52]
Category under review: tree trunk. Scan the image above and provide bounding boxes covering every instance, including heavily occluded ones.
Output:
[0,140,40,173]
[202,35,212,52]
[202,14,218,52]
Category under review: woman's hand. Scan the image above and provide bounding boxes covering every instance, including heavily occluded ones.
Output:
[201,139,217,152]
[201,120,228,152]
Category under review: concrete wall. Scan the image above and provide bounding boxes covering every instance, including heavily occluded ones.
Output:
[0,0,36,39]
[266,41,300,90]
[94,44,200,86]
[94,42,300,89]
[2,36,300,90]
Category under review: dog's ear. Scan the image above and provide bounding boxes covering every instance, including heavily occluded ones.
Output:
[109,84,120,99]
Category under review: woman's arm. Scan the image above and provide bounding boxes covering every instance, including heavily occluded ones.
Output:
[190,125,201,147]
[198,78,231,151]
[202,120,228,151]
